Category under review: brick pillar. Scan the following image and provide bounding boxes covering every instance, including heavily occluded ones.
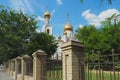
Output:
[21,55,31,80]
[15,56,21,80]
[61,40,85,80]
[32,50,47,80]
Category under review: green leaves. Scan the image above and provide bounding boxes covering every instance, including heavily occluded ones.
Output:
[28,32,57,57]
[75,14,120,54]
[0,6,37,61]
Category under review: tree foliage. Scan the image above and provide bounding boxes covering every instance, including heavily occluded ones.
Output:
[0,6,37,61]
[28,32,57,57]
[76,25,101,52]
[75,14,120,54]
[0,6,57,62]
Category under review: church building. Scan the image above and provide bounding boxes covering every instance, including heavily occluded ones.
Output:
[42,11,75,59]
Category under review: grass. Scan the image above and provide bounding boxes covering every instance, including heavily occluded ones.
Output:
[47,69,62,80]
[85,70,120,80]
[46,69,120,80]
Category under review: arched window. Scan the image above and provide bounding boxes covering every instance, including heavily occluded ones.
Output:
[47,29,49,34]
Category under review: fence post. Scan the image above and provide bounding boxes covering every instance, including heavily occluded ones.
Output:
[112,49,116,80]
[8,60,11,75]
[10,60,15,76]
[21,55,31,80]
[9,60,12,76]
[15,56,21,80]
[61,40,85,80]
[32,50,47,80]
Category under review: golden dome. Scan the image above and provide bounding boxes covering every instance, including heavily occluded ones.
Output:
[64,22,73,31]
[44,11,51,19]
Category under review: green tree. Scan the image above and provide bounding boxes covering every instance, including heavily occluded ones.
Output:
[100,20,120,53]
[75,25,100,52]
[0,6,37,61]
[28,32,57,57]
[75,16,120,67]
[75,14,120,54]
[0,6,57,62]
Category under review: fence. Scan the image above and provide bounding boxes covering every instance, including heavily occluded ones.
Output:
[84,49,120,80]
[5,40,120,80]
[47,53,62,80]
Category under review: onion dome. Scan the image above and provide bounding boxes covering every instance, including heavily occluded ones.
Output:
[64,22,73,31]
[44,11,51,19]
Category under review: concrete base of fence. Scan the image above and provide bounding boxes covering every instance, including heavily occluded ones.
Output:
[13,71,16,79]
[10,71,13,76]
[17,74,22,80]
[24,76,33,80]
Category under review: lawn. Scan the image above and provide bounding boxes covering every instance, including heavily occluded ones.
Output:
[46,69,120,80]
[47,69,62,80]
[85,70,120,80]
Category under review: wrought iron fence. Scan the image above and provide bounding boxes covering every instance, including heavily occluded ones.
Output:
[47,53,62,80]
[84,49,120,80]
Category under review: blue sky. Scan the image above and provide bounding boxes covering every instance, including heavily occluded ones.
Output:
[0,0,120,37]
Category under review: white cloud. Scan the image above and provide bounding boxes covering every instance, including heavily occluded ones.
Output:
[82,9,120,26]
[9,0,33,13]
[56,0,62,5]
[36,16,44,21]
[79,24,84,29]
[99,9,120,21]
[82,9,101,26]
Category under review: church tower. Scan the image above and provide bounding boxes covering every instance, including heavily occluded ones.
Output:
[42,11,52,35]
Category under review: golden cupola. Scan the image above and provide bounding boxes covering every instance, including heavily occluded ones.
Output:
[44,11,51,19]
[64,22,73,32]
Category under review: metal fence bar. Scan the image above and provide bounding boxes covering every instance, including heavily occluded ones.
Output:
[84,49,120,80]
[112,49,116,80]
[102,69,104,80]
[98,51,101,80]
[46,52,62,80]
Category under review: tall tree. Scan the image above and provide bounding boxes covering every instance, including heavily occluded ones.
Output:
[75,25,100,53]
[0,6,37,61]
[75,14,120,54]
[0,6,57,62]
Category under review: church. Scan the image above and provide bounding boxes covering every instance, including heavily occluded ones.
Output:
[41,10,75,59]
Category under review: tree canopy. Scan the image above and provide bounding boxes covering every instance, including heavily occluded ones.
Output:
[28,32,57,57]
[75,13,120,54]
[0,6,57,62]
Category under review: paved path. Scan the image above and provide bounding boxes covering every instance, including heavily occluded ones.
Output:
[0,65,14,80]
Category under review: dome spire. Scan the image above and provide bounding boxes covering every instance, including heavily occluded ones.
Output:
[63,13,73,32]
[44,7,51,19]
[67,13,70,23]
